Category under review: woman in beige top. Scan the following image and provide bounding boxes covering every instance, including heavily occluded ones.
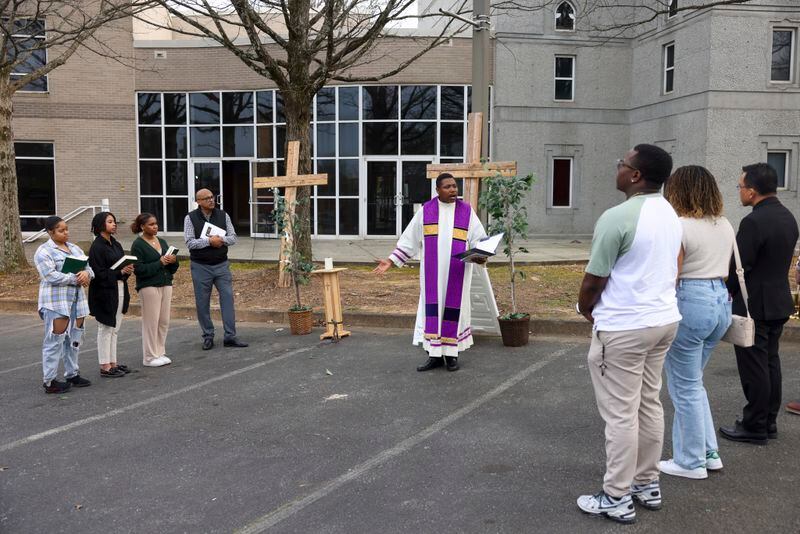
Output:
[660,165,734,480]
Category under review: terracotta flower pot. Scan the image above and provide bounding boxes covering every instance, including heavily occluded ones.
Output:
[498,314,530,347]
[288,308,313,335]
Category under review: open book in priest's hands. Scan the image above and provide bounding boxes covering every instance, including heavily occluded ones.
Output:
[453,233,504,263]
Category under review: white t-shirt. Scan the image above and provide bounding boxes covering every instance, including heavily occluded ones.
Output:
[586,194,682,331]
[679,216,735,279]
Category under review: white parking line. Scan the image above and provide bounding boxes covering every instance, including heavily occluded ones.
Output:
[0,345,314,453]
[235,344,577,534]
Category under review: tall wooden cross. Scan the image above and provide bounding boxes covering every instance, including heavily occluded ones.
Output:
[426,112,517,208]
[254,140,328,288]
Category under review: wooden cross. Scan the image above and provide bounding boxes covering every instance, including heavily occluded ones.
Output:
[426,112,517,208]
[254,140,328,288]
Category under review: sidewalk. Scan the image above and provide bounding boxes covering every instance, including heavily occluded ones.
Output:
[24,235,593,265]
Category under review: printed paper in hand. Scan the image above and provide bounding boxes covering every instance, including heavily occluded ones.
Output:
[453,233,504,262]
[201,221,226,238]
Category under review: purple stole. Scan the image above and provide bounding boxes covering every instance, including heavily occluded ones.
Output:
[422,198,471,346]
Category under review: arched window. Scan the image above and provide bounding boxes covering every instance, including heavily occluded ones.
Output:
[555,1,575,31]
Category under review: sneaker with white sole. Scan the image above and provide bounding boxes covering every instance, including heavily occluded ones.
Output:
[659,459,708,480]
[161,355,172,365]
[143,356,170,367]
[705,450,723,471]
[631,480,662,510]
[577,491,636,524]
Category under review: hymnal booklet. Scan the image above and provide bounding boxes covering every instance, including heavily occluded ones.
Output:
[201,221,226,238]
[110,255,138,270]
[454,233,504,262]
[166,245,179,256]
[61,255,88,274]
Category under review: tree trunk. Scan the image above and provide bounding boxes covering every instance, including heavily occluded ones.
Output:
[284,93,313,262]
[0,79,27,274]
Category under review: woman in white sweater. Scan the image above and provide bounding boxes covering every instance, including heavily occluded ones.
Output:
[660,165,735,480]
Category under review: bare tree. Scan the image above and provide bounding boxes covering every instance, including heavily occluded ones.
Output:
[146,0,471,259]
[0,0,153,273]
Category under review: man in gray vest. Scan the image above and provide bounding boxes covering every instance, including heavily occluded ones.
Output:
[184,188,248,350]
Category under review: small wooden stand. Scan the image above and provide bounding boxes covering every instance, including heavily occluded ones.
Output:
[311,267,351,340]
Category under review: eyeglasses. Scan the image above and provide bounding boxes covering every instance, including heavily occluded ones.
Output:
[736,184,750,191]
[197,196,214,201]
[616,159,639,171]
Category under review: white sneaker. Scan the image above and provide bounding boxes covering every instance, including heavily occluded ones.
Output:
[705,450,723,471]
[143,356,170,367]
[631,479,662,510]
[161,355,172,365]
[659,459,708,479]
[577,491,636,524]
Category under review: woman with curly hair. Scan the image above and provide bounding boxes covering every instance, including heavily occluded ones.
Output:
[660,165,734,479]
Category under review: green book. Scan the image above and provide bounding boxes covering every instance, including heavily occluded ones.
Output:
[61,255,88,274]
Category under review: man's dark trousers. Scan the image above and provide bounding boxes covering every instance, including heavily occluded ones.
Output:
[734,318,787,434]
[190,260,237,342]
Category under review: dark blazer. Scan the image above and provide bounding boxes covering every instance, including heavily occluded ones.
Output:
[727,196,799,321]
[88,235,131,327]
[130,236,179,292]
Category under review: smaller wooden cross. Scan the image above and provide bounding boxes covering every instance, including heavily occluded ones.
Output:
[426,112,517,208]
[254,140,328,288]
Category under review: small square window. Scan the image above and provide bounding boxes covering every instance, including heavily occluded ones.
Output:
[767,151,789,189]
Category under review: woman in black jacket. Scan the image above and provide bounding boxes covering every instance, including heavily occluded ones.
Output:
[88,212,134,378]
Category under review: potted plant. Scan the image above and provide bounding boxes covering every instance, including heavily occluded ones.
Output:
[275,194,315,335]
[480,172,535,346]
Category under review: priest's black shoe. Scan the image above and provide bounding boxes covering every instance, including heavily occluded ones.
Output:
[224,339,249,348]
[202,338,214,350]
[719,420,768,445]
[416,357,443,372]
[445,356,459,372]
[768,423,777,439]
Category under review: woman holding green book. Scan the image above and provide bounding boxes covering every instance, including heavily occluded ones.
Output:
[130,213,179,367]
[33,216,94,394]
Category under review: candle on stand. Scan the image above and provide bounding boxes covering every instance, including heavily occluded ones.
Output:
[324,257,334,270]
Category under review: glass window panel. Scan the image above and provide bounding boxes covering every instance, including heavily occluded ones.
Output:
[552,158,572,207]
[317,198,336,235]
[164,127,187,158]
[363,122,398,155]
[467,86,472,114]
[189,92,220,124]
[316,159,336,196]
[277,159,286,176]
[401,85,437,119]
[16,159,55,214]
[165,161,188,195]
[440,86,464,120]
[440,123,464,157]
[223,126,254,157]
[20,217,43,232]
[222,91,254,124]
[339,199,358,235]
[338,87,359,120]
[166,197,188,232]
[164,93,186,124]
[316,123,336,157]
[139,127,162,158]
[666,45,675,68]
[768,152,788,188]
[14,142,53,157]
[772,30,793,82]
[12,19,45,36]
[12,73,47,92]
[140,197,163,228]
[339,159,359,196]
[362,86,398,120]
[555,2,575,30]
[276,125,286,159]
[11,46,45,74]
[256,91,274,123]
[665,70,674,93]
[338,123,358,157]
[139,161,163,195]
[316,87,336,121]
[555,57,573,78]
[257,126,274,158]
[275,92,285,123]
[190,126,220,157]
[401,122,435,155]
[555,80,573,100]
[138,93,161,124]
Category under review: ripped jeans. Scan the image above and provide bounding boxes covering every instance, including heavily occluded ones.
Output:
[41,299,85,383]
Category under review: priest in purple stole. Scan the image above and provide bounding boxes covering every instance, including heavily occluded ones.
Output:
[373,173,488,372]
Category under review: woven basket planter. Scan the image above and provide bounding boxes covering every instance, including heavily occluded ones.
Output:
[288,308,314,335]
[498,314,531,347]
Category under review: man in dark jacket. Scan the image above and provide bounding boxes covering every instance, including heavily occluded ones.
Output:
[720,163,799,444]
[184,189,248,350]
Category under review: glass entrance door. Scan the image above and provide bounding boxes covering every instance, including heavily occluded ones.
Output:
[250,161,277,238]
[400,160,433,230]
[191,161,222,209]
[366,160,397,236]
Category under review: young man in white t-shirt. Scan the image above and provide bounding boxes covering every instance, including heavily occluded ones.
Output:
[575,144,682,524]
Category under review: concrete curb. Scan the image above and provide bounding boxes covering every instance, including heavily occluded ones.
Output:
[5,297,800,341]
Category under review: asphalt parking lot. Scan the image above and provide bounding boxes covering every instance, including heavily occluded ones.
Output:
[1,313,798,533]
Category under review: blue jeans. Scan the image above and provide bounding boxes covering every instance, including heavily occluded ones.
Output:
[41,298,85,383]
[190,260,237,342]
[664,279,732,469]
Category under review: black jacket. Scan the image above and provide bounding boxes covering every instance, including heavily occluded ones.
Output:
[727,196,799,321]
[88,235,131,327]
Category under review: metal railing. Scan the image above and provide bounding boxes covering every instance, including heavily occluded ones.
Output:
[22,199,109,243]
